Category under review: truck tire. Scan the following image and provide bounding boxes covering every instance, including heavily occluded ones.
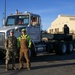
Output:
[55,42,67,55]
[0,50,5,60]
[46,42,53,53]
[66,41,73,54]
[29,49,31,58]
[30,42,36,57]
[73,40,75,48]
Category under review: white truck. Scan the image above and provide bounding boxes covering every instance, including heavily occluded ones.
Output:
[0,10,74,59]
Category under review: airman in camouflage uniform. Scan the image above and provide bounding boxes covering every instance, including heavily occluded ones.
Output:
[63,24,69,34]
[5,30,17,71]
[17,29,31,70]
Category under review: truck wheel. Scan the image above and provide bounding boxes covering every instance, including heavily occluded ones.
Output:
[29,49,31,58]
[30,42,36,57]
[46,43,50,53]
[73,40,75,48]
[0,51,5,60]
[66,41,73,54]
[55,42,67,55]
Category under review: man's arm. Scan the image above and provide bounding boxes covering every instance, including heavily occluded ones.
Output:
[27,35,32,48]
[5,38,8,50]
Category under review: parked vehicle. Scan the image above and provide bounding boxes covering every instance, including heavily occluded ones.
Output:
[0,10,74,59]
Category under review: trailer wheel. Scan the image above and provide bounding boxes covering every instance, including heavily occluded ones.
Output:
[66,41,73,53]
[55,42,67,55]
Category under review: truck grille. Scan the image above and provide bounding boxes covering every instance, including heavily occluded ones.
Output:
[0,32,5,49]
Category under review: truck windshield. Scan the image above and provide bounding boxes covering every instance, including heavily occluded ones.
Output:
[6,15,29,26]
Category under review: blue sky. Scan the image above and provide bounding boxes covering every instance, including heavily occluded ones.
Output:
[0,0,75,30]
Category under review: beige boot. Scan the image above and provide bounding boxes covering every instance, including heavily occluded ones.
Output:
[27,67,31,70]
[19,62,23,69]
[27,62,31,70]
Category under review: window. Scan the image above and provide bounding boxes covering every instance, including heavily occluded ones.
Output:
[7,19,15,25]
[31,16,39,26]
[17,15,29,25]
[31,16,37,22]
[6,15,29,26]
[55,28,59,33]
[49,29,53,33]
[24,18,29,24]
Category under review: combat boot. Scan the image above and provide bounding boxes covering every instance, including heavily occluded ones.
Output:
[12,64,17,70]
[12,67,17,70]
[5,64,9,71]
[5,68,8,71]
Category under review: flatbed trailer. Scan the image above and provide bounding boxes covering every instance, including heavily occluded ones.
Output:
[40,33,74,55]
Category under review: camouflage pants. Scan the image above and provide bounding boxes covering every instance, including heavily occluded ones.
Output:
[5,49,16,67]
[19,48,31,69]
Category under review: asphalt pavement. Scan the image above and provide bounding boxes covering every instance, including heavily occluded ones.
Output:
[0,51,75,75]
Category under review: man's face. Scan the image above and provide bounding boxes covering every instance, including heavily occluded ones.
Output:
[22,31,26,35]
[10,32,14,36]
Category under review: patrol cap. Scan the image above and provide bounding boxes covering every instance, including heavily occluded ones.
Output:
[10,30,14,33]
[64,24,67,27]
[21,28,26,32]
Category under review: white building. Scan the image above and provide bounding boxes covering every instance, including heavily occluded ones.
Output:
[47,15,75,34]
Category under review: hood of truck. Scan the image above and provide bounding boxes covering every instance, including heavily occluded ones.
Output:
[0,26,26,32]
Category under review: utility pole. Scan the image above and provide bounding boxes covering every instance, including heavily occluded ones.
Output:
[2,0,6,26]
[4,0,6,19]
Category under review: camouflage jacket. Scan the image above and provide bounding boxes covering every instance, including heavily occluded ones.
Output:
[5,36,17,50]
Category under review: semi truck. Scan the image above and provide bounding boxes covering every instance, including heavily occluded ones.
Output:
[0,10,74,59]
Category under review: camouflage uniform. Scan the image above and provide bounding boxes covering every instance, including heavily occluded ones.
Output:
[17,34,31,70]
[5,36,17,71]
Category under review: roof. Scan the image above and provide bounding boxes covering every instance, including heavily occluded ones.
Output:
[58,14,75,17]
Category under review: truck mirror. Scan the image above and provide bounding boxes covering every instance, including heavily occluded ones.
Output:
[2,18,6,26]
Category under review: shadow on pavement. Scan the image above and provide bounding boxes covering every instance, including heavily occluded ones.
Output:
[31,62,75,70]
[31,51,75,62]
